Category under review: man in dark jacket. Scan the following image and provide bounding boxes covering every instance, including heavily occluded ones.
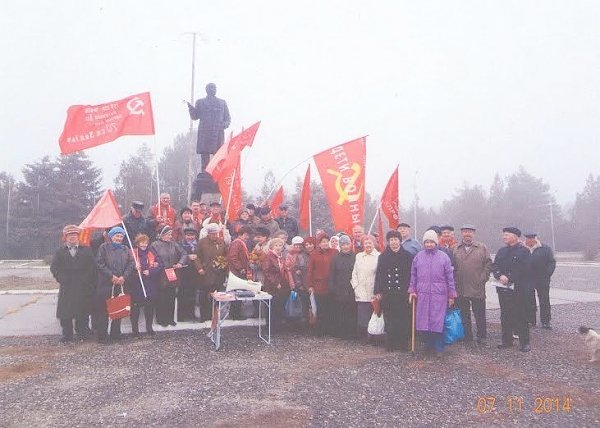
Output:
[50,225,96,343]
[374,230,414,352]
[328,235,357,339]
[123,201,154,244]
[524,232,556,329]
[275,205,298,244]
[492,227,532,352]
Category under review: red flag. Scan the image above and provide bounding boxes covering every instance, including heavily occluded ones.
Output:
[299,165,311,230]
[381,166,400,229]
[269,186,284,214]
[206,122,261,182]
[59,92,155,155]
[377,209,385,251]
[218,152,242,220]
[79,189,123,229]
[314,137,367,234]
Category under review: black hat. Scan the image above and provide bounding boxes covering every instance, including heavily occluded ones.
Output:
[397,222,411,228]
[246,203,256,210]
[385,230,402,241]
[278,204,288,211]
[502,227,522,237]
[210,201,221,207]
[440,225,454,232]
[524,232,537,238]
[132,201,144,209]
[427,226,442,235]
[460,224,476,231]
[183,227,198,236]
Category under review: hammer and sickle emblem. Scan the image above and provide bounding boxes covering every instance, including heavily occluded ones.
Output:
[126,97,145,115]
[326,163,363,205]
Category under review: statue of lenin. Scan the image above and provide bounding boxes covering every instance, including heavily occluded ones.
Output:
[187,83,231,171]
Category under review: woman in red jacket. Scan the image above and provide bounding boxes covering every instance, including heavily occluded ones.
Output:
[307,234,336,335]
[261,237,290,331]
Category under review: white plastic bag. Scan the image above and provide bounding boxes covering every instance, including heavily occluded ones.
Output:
[367,312,385,335]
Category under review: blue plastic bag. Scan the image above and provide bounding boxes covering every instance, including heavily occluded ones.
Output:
[285,291,304,319]
[444,308,465,344]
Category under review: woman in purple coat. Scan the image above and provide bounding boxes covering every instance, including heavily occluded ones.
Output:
[408,229,457,355]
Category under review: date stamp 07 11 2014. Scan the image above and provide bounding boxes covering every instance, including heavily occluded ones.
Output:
[476,396,573,415]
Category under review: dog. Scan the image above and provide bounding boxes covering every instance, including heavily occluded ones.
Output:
[577,326,600,362]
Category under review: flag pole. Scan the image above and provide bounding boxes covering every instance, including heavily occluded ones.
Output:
[308,199,313,237]
[367,201,383,235]
[121,221,147,298]
[265,156,313,201]
[223,167,237,225]
[154,136,161,206]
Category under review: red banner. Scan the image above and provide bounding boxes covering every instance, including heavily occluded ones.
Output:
[79,189,123,229]
[314,137,366,234]
[270,186,284,214]
[59,92,155,155]
[381,166,400,229]
[299,165,311,230]
[206,122,261,182]
[219,153,242,220]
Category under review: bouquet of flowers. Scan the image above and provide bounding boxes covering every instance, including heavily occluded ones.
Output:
[212,255,228,271]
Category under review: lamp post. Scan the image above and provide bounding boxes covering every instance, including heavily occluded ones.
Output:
[548,202,556,252]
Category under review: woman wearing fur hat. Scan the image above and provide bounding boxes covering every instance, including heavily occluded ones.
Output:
[129,234,161,336]
[351,235,380,342]
[50,225,96,343]
[261,237,290,330]
[408,229,457,356]
[150,226,187,327]
[329,235,357,339]
[374,230,414,351]
[95,226,135,343]
[307,234,336,335]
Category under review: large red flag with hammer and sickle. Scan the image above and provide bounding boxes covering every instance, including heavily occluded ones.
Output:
[59,92,155,155]
[313,137,366,234]
[381,166,400,229]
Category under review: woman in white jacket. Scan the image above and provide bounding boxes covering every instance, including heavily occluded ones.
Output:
[351,235,380,341]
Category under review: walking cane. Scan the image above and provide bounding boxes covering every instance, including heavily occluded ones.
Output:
[411,296,416,355]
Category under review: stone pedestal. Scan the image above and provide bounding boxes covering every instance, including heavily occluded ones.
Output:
[192,172,220,201]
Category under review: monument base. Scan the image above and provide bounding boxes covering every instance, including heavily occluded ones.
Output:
[192,172,220,201]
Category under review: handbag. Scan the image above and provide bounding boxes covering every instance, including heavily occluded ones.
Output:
[106,284,131,320]
[285,291,304,319]
[367,312,385,335]
[444,307,465,344]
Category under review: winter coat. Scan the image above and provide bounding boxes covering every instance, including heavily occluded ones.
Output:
[286,250,309,290]
[188,95,231,154]
[227,237,250,278]
[492,243,531,293]
[351,250,380,302]
[328,251,356,302]
[193,236,228,290]
[172,220,200,242]
[128,247,161,303]
[453,241,493,300]
[374,247,413,297]
[408,248,457,333]
[256,218,280,237]
[50,246,96,318]
[95,243,135,300]
[401,238,422,256]
[275,216,299,244]
[150,239,187,289]
[261,250,289,295]
[150,203,176,233]
[122,212,155,244]
[528,242,556,285]
[307,248,336,295]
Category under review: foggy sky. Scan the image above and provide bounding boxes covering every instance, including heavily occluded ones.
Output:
[1,1,599,208]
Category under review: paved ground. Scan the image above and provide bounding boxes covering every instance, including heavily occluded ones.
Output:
[0,262,598,426]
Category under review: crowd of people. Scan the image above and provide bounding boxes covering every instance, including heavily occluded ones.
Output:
[50,192,557,356]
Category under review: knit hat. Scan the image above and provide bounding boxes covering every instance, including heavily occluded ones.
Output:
[206,223,220,234]
[108,226,126,238]
[159,225,173,236]
[338,234,351,245]
[422,229,439,245]
[62,224,81,236]
[291,236,304,245]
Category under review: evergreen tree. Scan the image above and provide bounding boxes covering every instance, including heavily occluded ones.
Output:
[571,174,600,259]
[114,143,155,209]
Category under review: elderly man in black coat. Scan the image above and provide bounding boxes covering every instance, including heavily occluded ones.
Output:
[524,232,556,329]
[187,83,231,171]
[50,225,96,343]
[492,227,532,352]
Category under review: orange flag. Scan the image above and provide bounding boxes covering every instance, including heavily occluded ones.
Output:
[314,137,366,234]
[299,165,311,230]
[206,121,261,182]
[218,152,242,220]
[377,209,385,251]
[79,189,123,229]
[59,92,155,155]
[269,186,284,214]
[381,166,400,229]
